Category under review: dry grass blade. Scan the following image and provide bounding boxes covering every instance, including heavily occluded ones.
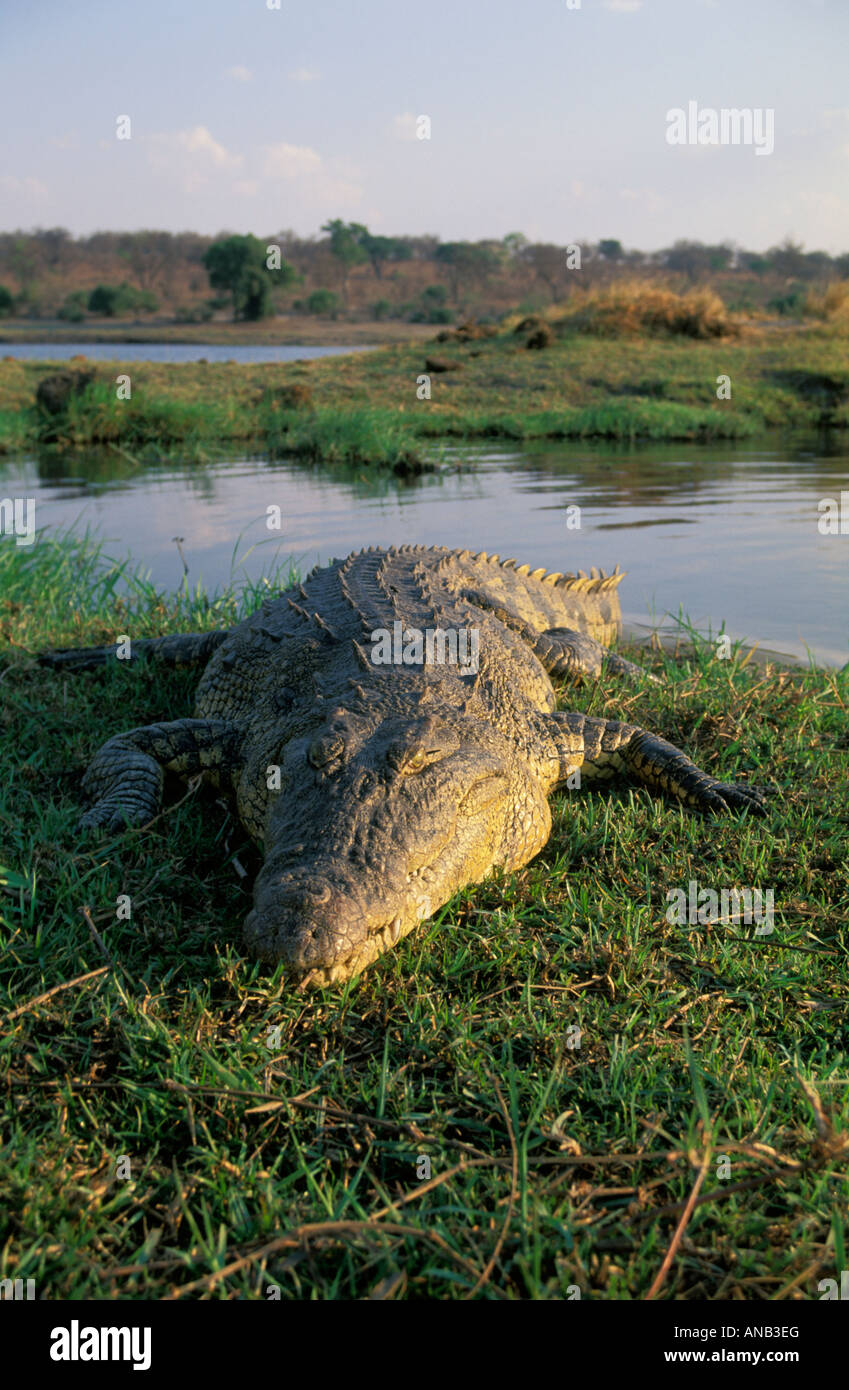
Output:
[464,1074,519,1300]
[5,965,109,1022]
[165,1219,483,1299]
[645,1128,714,1300]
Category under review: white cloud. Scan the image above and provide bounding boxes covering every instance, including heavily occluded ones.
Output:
[260,142,361,207]
[145,126,242,194]
[177,126,242,167]
[141,126,361,218]
[604,1,643,10]
[288,67,319,82]
[392,112,418,142]
[0,174,48,199]
[263,142,323,178]
[227,65,252,82]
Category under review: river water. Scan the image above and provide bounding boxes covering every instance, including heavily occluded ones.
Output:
[2,433,847,667]
[0,343,373,364]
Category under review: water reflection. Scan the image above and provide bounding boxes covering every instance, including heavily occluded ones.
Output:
[1,433,846,667]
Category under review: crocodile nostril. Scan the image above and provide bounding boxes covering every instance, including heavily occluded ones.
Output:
[277,878,332,908]
[303,883,331,907]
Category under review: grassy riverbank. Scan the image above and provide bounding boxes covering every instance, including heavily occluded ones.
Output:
[1,312,848,470]
[1,535,847,1300]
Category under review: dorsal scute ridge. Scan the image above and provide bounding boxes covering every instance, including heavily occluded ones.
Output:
[556,569,625,593]
[451,548,625,593]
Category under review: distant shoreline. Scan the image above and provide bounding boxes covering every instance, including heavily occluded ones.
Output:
[0,316,435,348]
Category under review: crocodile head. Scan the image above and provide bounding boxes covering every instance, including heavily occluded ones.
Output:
[243,706,551,985]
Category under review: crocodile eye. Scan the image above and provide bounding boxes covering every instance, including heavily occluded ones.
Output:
[388,742,428,773]
[308,734,344,768]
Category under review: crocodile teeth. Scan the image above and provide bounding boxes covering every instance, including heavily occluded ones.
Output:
[389,918,402,944]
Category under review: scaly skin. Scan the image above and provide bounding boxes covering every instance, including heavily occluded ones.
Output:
[40,546,766,986]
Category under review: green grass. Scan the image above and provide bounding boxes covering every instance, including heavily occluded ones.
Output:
[1,534,847,1300]
[260,402,438,472]
[1,321,848,466]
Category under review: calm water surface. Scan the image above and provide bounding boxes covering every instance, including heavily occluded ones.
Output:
[0,342,374,364]
[2,436,847,666]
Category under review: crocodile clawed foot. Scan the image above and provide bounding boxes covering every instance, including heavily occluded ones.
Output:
[602,650,662,686]
[703,780,768,816]
[78,802,144,833]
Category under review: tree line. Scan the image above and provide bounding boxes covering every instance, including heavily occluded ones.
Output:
[0,223,846,324]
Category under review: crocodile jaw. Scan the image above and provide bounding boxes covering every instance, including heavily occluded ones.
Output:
[243,779,511,986]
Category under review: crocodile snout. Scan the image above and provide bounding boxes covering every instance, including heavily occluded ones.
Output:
[243,870,391,980]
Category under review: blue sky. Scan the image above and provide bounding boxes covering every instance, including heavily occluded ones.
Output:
[1,0,847,251]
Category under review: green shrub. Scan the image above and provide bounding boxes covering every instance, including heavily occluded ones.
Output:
[305,289,340,318]
[87,282,158,317]
[767,285,806,318]
[15,285,44,318]
[0,285,14,318]
[174,301,215,323]
[57,291,87,322]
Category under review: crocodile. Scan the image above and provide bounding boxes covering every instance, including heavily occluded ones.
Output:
[41,546,766,986]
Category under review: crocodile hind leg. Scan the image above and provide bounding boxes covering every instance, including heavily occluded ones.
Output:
[39,629,228,673]
[80,718,242,830]
[546,711,766,815]
[463,589,656,684]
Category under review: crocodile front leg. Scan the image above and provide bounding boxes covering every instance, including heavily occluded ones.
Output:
[80,718,242,830]
[546,711,766,815]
